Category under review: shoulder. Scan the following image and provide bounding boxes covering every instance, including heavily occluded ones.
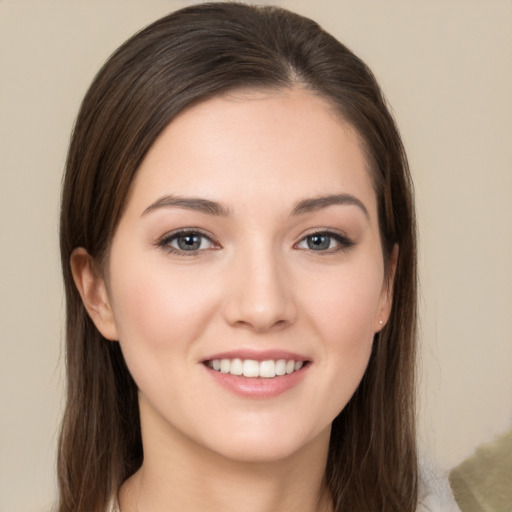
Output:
[417,461,461,512]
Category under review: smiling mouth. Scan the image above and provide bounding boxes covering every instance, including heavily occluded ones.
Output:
[205,358,307,378]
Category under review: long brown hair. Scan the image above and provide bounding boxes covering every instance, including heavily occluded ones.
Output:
[59,3,417,511]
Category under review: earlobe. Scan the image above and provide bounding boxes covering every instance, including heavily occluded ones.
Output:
[375,244,399,332]
[70,248,119,341]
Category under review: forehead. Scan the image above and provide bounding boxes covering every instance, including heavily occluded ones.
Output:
[125,87,376,217]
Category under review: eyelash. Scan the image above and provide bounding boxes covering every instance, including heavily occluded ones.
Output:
[157,229,219,256]
[294,230,355,253]
[157,229,355,256]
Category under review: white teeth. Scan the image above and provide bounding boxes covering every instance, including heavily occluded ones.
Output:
[242,359,259,377]
[275,359,287,376]
[220,359,230,373]
[259,360,275,378]
[230,358,243,376]
[208,358,306,378]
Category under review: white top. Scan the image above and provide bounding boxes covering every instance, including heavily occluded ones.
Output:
[417,467,461,512]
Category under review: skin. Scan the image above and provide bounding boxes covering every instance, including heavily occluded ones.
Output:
[72,87,396,512]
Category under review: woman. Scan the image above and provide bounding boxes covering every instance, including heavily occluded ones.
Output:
[59,3,425,511]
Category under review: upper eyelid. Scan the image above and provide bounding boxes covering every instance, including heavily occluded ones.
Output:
[296,228,352,241]
[156,228,354,249]
[158,229,220,250]
[294,229,355,250]
[160,228,215,241]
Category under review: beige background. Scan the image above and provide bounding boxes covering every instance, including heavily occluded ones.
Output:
[1,1,511,510]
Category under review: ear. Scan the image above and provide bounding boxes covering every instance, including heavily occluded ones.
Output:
[375,244,399,333]
[70,247,119,341]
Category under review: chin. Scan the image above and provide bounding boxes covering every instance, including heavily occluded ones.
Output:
[199,423,331,465]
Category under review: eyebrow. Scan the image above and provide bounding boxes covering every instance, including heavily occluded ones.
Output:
[142,195,231,217]
[142,193,369,219]
[291,194,369,218]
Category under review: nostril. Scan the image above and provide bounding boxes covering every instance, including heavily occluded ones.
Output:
[222,261,298,331]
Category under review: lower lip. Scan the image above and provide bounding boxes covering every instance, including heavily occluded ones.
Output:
[204,364,309,398]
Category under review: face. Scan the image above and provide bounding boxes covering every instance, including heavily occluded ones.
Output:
[92,88,394,463]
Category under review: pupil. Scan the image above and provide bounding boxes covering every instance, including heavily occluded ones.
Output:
[308,234,330,250]
[178,235,201,250]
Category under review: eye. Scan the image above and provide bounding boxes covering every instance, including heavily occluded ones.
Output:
[159,230,218,254]
[295,231,354,252]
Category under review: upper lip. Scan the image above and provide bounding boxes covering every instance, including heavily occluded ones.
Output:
[201,349,310,363]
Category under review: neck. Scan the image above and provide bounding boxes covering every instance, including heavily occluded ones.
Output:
[119,408,332,512]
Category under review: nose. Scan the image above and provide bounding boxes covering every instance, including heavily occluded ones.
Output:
[223,247,297,333]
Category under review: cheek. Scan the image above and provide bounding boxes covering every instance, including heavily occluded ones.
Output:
[108,254,221,357]
[107,261,224,412]
[302,261,383,404]
[309,264,383,342]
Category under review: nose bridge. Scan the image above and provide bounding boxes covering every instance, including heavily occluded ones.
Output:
[224,239,296,332]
